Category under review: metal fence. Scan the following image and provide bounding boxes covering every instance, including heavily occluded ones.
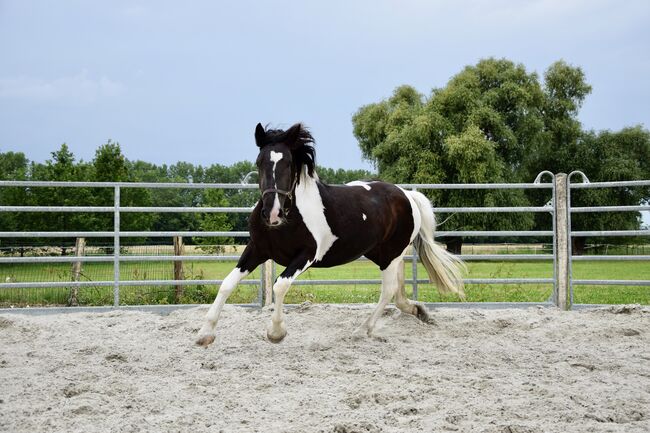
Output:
[0,172,648,311]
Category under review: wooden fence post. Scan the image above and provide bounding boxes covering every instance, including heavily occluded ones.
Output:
[173,236,185,303]
[69,237,85,306]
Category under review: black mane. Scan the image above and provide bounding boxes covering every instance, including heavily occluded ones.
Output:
[258,123,316,180]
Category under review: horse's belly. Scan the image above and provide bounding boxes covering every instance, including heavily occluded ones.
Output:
[312,235,376,268]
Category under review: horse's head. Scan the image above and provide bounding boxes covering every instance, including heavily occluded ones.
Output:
[254,122,315,226]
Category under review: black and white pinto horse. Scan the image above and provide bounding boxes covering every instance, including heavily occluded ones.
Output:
[196,123,465,347]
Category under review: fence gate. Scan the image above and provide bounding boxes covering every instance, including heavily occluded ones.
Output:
[565,172,650,308]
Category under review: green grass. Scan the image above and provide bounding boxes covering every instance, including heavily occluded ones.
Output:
[1,258,648,307]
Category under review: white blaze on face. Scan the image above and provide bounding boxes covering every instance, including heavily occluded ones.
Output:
[362,213,367,221]
[269,151,284,224]
[269,151,283,171]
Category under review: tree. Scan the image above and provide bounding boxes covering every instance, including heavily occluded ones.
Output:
[0,151,29,250]
[204,161,258,237]
[26,144,95,252]
[544,127,650,253]
[354,58,650,253]
[316,167,374,184]
[523,63,649,253]
[92,141,154,237]
[352,58,560,252]
[193,188,233,253]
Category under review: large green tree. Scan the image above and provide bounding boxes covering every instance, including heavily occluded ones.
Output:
[353,58,649,252]
[353,58,567,251]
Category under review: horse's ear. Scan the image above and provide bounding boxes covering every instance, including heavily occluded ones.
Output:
[255,123,266,148]
[285,123,303,150]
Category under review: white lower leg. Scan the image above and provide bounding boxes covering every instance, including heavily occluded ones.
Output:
[394,263,418,315]
[267,277,292,342]
[196,268,248,345]
[356,256,402,336]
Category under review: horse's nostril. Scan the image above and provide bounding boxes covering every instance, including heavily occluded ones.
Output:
[277,209,284,219]
[261,208,269,220]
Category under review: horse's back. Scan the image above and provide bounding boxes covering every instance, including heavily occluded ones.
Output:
[316,181,415,269]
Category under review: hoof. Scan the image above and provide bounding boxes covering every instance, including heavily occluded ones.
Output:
[414,304,430,323]
[195,334,216,348]
[351,326,371,340]
[266,330,287,344]
[266,322,287,343]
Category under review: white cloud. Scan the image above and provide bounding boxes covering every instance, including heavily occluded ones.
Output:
[0,70,125,105]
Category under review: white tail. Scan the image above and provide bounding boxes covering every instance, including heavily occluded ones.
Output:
[408,191,466,300]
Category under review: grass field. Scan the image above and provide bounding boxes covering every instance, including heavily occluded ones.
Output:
[1,258,648,307]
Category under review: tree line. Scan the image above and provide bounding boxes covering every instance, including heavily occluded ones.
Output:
[352,58,650,253]
[0,143,372,250]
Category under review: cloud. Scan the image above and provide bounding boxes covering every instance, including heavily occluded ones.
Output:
[0,70,125,105]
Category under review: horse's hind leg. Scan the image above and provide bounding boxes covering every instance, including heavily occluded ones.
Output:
[355,255,402,337]
[394,260,430,323]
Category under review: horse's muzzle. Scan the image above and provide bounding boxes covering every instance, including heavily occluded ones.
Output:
[262,206,285,226]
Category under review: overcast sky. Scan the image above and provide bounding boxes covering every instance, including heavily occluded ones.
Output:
[1,0,649,174]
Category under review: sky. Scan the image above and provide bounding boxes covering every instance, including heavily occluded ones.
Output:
[0,0,649,174]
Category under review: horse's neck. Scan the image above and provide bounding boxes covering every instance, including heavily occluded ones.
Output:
[294,167,337,261]
[295,167,321,203]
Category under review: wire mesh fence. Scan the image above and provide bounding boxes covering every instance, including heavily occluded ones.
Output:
[3,240,627,307]
[0,243,259,307]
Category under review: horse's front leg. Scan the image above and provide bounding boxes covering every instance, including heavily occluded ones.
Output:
[196,243,264,347]
[267,253,313,343]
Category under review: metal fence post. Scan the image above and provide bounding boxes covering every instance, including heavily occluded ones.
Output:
[113,186,120,307]
[554,174,570,310]
[567,171,590,308]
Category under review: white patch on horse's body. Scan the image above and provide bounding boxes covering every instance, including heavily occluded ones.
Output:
[346,180,372,191]
[362,213,367,221]
[295,168,338,261]
[399,187,421,243]
[269,151,284,224]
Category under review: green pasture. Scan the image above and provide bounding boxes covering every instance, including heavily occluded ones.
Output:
[1,258,648,307]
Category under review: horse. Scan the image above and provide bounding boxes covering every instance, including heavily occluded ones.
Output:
[196,123,465,347]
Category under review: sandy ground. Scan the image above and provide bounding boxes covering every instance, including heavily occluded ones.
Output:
[1,304,649,433]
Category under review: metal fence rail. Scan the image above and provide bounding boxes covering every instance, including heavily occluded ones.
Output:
[1,172,648,310]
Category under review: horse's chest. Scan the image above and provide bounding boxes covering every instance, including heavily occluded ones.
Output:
[295,181,338,262]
